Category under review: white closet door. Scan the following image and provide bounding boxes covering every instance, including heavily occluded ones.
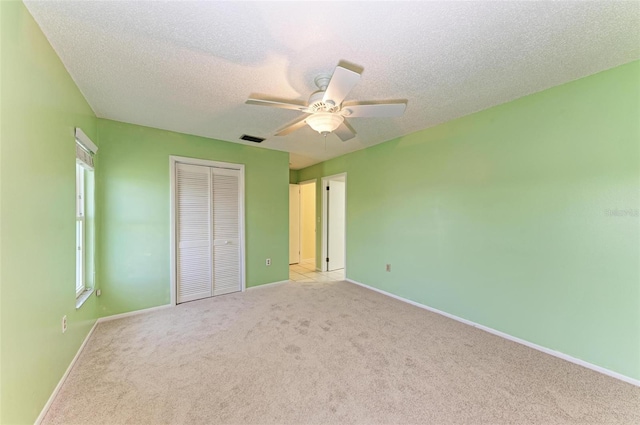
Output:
[211,167,242,296]
[176,164,212,303]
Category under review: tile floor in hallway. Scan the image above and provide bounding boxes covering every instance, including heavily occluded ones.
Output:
[289,259,345,282]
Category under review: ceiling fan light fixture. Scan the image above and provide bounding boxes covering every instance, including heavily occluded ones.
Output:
[306,112,344,135]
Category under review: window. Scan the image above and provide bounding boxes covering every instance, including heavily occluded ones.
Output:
[75,131,96,302]
[76,163,86,297]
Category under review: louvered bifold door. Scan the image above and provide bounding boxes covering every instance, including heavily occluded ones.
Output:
[211,168,242,296]
[176,164,212,303]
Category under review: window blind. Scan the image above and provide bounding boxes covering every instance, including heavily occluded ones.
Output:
[76,143,94,169]
[75,127,97,170]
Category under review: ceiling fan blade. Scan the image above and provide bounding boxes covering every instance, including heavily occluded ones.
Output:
[323,66,361,106]
[341,101,407,118]
[334,119,356,142]
[246,96,308,112]
[275,115,309,136]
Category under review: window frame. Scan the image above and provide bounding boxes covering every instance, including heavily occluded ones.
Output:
[76,163,86,298]
[74,129,98,308]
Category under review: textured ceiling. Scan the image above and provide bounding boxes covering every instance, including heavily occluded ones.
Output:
[25,1,640,169]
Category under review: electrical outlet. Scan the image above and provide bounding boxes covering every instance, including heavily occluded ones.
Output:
[62,315,67,333]
[96,289,102,297]
[386,264,391,272]
[266,258,271,266]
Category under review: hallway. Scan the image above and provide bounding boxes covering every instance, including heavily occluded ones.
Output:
[289,259,345,283]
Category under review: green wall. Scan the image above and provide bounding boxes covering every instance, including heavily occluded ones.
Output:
[289,169,298,184]
[96,119,289,316]
[0,3,289,421]
[0,1,100,423]
[1,0,638,422]
[298,61,640,381]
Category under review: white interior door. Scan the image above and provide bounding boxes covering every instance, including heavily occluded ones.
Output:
[328,180,345,271]
[289,184,300,264]
[176,163,212,303]
[176,162,243,303]
[211,167,242,296]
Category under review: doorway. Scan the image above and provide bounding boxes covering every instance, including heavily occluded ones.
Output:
[289,180,316,266]
[322,173,346,273]
[289,184,300,264]
[299,180,316,265]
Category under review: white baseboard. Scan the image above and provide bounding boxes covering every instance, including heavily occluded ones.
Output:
[36,303,174,423]
[247,280,290,290]
[345,278,640,388]
[98,304,173,322]
[35,320,100,424]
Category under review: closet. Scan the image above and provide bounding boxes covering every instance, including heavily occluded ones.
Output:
[174,160,244,304]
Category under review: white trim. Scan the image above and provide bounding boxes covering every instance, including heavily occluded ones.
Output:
[169,156,246,305]
[98,304,174,322]
[170,157,177,305]
[75,288,94,310]
[321,173,347,273]
[74,128,98,154]
[298,178,317,186]
[170,155,241,170]
[35,320,99,425]
[246,280,290,290]
[98,304,173,323]
[345,278,640,387]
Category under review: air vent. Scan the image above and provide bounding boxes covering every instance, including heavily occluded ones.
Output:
[240,134,265,143]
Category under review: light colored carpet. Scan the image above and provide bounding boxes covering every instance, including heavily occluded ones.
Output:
[44,281,639,424]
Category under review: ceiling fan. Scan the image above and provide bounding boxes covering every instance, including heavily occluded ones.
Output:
[245,62,407,141]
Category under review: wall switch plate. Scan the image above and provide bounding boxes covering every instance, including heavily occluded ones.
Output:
[96,289,102,297]
[386,264,391,272]
[62,315,67,333]
[266,258,271,266]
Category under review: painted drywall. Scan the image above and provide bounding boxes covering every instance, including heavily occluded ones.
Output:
[289,169,298,184]
[0,1,100,423]
[298,61,640,381]
[300,182,316,261]
[96,119,289,316]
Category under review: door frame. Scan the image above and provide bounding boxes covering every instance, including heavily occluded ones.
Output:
[169,155,246,306]
[321,172,347,273]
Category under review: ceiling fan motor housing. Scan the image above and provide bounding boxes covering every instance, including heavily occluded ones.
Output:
[308,90,339,113]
